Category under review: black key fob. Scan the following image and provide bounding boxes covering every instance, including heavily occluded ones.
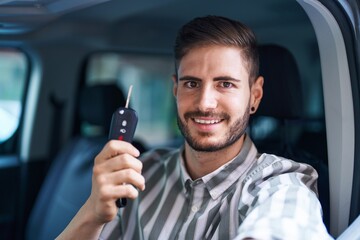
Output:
[108,107,138,208]
[109,86,138,208]
[109,107,138,142]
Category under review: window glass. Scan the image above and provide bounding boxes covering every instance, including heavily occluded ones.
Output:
[0,48,27,143]
[87,53,181,147]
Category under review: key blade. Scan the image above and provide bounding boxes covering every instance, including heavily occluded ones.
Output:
[125,85,133,108]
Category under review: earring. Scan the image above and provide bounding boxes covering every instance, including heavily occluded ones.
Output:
[251,106,255,112]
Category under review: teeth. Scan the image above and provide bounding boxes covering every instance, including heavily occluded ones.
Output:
[194,118,221,124]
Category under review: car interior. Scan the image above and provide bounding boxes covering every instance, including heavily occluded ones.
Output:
[0,0,359,239]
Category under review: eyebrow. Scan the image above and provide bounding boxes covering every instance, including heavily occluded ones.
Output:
[213,76,242,82]
[178,75,242,82]
[178,76,201,81]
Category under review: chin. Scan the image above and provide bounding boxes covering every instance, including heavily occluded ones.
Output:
[187,139,229,152]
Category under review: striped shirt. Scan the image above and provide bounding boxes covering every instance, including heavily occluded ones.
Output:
[99,135,333,240]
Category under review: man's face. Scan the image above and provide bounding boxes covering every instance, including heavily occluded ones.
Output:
[173,45,253,152]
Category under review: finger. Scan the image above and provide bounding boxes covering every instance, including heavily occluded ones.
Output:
[94,169,145,191]
[95,140,140,164]
[99,154,143,173]
[111,169,146,191]
[114,184,141,200]
[99,183,141,202]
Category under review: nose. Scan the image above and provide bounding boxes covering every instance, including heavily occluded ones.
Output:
[197,85,217,111]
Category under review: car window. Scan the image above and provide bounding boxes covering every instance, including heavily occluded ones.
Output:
[86,53,181,147]
[0,48,28,146]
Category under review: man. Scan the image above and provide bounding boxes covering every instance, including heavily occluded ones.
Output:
[57,16,332,239]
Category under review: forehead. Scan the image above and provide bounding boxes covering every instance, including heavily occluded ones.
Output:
[178,45,249,79]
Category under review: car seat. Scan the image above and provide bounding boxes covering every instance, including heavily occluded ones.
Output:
[250,44,330,229]
[25,83,146,240]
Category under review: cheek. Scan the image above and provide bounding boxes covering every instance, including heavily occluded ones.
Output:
[176,89,193,104]
[227,94,250,116]
[175,93,188,115]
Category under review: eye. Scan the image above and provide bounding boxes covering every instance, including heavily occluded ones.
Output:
[185,81,199,88]
[220,81,233,88]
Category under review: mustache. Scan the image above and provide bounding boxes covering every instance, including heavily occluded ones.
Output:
[184,110,230,120]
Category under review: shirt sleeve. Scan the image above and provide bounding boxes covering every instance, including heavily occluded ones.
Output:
[235,155,333,240]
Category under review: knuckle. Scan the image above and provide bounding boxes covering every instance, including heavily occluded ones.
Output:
[94,155,100,164]
[139,161,143,170]
[140,175,145,185]
[92,165,102,176]
[107,140,117,149]
[120,157,142,173]
[123,169,135,181]
[96,174,107,185]
[98,186,111,201]
[119,155,131,167]
[125,186,139,199]
[136,160,144,172]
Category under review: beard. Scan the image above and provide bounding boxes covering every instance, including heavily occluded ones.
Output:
[177,103,250,152]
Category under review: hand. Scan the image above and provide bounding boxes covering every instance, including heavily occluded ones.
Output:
[88,140,145,224]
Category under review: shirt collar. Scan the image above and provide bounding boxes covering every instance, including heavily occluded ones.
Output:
[179,135,258,200]
[179,148,192,194]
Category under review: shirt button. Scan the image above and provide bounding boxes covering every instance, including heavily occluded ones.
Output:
[191,206,199,213]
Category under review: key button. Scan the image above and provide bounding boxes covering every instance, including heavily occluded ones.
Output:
[122,120,127,127]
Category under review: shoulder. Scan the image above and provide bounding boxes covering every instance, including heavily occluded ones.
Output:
[237,153,332,239]
[243,153,319,195]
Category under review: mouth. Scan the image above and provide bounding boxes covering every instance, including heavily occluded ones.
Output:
[183,111,229,131]
[193,118,223,125]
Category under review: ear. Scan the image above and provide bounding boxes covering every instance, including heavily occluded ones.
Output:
[250,76,264,114]
[172,74,178,98]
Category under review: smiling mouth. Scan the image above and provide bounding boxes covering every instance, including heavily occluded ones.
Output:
[193,118,223,124]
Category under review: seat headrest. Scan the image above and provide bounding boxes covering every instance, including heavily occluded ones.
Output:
[79,83,126,129]
[256,44,303,119]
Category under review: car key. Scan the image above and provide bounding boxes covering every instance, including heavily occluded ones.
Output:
[108,85,138,208]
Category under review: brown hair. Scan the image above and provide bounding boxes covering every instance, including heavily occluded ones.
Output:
[174,15,259,85]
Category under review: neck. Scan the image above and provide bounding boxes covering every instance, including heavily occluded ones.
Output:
[183,135,245,180]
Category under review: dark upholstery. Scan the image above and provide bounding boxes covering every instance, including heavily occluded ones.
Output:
[252,44,330,229]
[257,44,303,119]
[79,84,126,131]
[25,137,106,240]
[26,83,145,240]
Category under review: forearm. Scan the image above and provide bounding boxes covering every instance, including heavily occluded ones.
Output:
[56,199,105,240]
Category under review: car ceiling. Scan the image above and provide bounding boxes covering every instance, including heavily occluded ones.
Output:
[0,0,313,44]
